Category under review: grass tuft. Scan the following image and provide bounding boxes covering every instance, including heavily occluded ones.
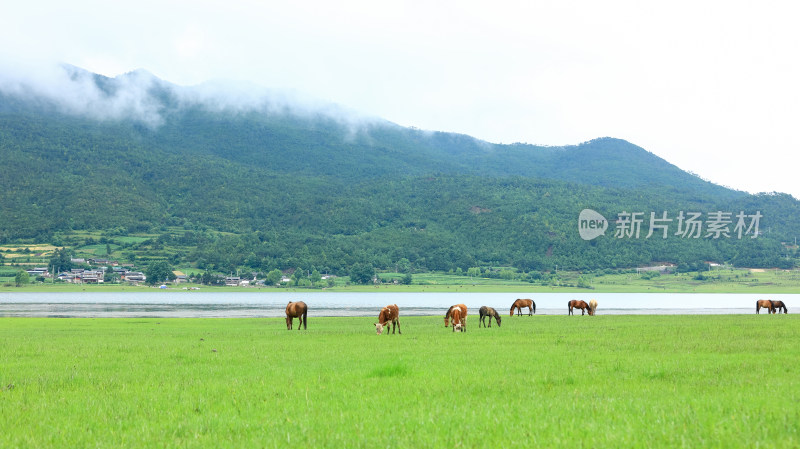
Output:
[367,362,410,378]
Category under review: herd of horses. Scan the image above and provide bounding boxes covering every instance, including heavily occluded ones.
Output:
[285,298,606,332]
[287,298,789,331]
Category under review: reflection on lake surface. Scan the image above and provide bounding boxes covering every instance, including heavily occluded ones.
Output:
[0,292,796,318]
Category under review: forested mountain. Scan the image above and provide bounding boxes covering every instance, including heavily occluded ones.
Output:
[1,66,797,273]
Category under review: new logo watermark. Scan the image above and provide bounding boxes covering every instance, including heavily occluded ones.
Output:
[578,209,608,241]
[578,209,762,241]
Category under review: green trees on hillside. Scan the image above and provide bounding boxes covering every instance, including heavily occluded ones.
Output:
[349,263,376,284]
[145,261,175,286]
[15,270,30,287]
[1,90,798,273]
[48,248,73,273]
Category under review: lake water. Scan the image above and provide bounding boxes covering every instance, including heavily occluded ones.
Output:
[0,291,795,318]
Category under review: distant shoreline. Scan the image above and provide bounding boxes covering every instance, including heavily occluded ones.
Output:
[2,281,798,294]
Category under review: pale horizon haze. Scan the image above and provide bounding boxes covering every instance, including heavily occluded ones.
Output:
[2,1,799,198]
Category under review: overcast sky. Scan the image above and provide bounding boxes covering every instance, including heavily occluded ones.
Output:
[2,1,799,198]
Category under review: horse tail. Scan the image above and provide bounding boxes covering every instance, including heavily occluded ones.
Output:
[532,301,536,314]
[302,307,308,329]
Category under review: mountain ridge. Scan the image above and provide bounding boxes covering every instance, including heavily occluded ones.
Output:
[0,66,795,273]
[0,65,740,195]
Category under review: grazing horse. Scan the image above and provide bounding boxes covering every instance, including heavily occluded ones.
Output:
[444,304,468,327]
[450,305,465,332]
[374,304,401,335]
[568,299,591,315]
[478,306,501,327]
[509,298,535,316]
[285,301,307,330]
[589,299,598,316]
[756,299,774,314]
[771,300,788,314]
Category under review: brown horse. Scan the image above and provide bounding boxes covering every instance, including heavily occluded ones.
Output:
[589,299,598,316]
[444,304,468,327]
[285,301,307,330]
[510,298,535,316]
[772,300,788,314]
[568,299,591,315]
[756,299,774,314]
[375,304,401,335]
[450,305,465,332]
[479,306,501,327]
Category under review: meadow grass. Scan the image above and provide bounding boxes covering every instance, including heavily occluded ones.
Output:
[1,314,799,448]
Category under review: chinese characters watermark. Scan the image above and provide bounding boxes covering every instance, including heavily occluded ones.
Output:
[579,209,762,241]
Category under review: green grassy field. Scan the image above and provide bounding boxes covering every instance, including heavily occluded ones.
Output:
[1,315,798,448]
